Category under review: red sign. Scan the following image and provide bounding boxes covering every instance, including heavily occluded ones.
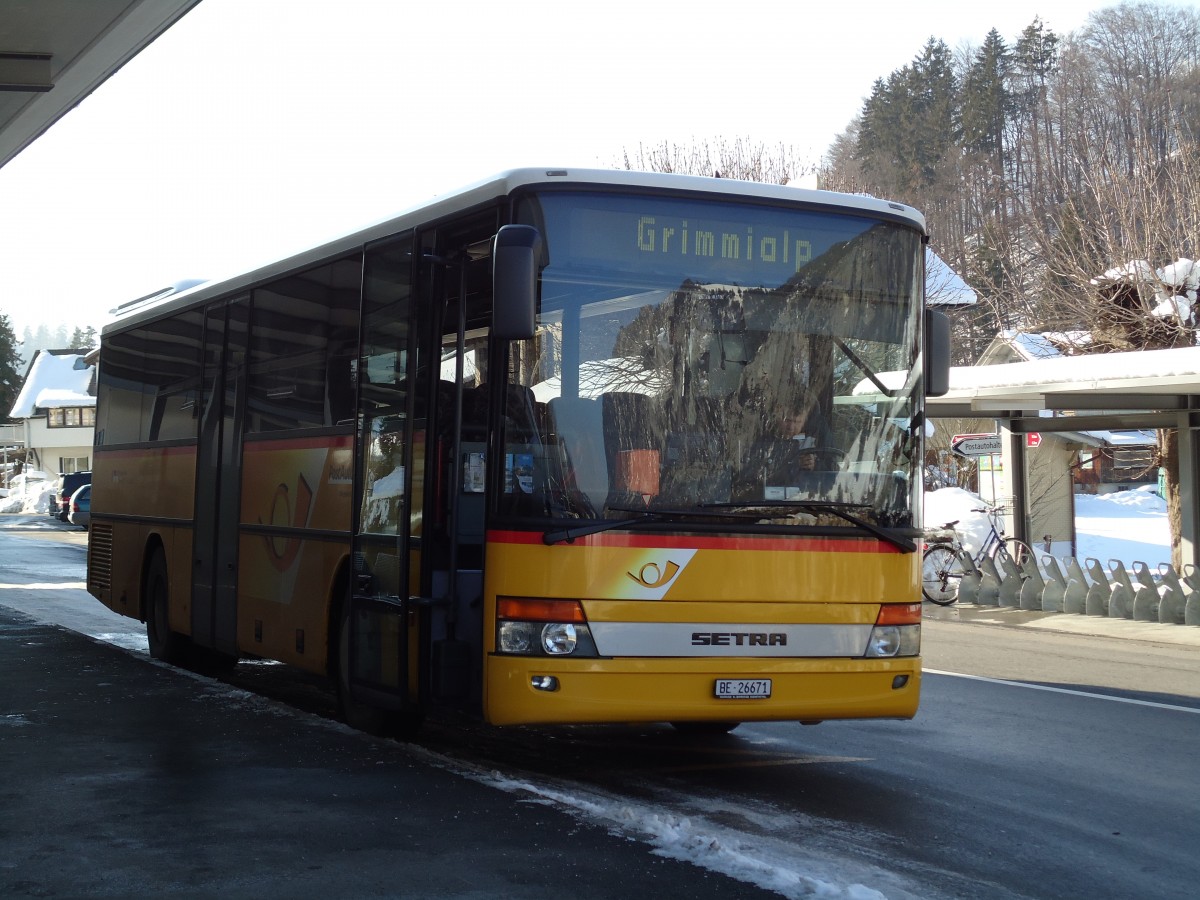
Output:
[1026,432,1042,448]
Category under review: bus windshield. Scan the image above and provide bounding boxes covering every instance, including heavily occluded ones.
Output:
[500,190,924,531]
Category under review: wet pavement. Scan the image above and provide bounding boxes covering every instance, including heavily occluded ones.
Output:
[0,603,781,899]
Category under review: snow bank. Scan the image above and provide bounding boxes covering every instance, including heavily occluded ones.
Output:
[0,483,55,514]
[922,487,996,557]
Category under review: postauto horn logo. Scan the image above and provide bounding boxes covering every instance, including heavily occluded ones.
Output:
[619,550,696,599]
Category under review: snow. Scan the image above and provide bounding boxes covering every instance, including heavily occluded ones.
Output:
[416,751,904,900]
[997,329,1093,360]
[0,472,55,514]
[923,484,1171,570]
[33,388,96,408]
[8,351,95,419]
[925,249,977,307]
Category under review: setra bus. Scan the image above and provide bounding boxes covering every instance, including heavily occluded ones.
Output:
[87,168,950,735]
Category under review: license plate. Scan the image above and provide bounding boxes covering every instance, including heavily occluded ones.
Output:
[714,678,772,700]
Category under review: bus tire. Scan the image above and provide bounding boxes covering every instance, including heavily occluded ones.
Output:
[144,548,186,665]
[670,721,740,735]
[334,599,423,739]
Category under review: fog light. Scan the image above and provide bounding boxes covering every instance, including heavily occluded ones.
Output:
[541,622,578,655]
[499,621,536,654]
[531,675,559,692]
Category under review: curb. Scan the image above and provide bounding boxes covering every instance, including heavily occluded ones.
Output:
[923,601,1200,648]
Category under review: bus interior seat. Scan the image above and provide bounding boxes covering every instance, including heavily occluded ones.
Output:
[602,392,662,501]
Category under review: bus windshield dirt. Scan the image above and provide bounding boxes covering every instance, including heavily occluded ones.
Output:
[497,190,925,533]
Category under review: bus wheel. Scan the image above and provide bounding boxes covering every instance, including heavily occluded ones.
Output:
[670,721,740,735]
[144,549,185,665]
[334,600,423,739]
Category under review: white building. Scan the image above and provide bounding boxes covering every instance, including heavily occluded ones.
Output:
[8,349,97,476]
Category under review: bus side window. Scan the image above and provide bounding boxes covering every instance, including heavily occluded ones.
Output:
[326,352,356,426]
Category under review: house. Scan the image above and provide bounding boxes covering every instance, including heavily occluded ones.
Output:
[8,349,97,477]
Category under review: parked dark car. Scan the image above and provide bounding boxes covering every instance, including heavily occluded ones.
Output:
[68,484,91,530]
[50,471,91,521]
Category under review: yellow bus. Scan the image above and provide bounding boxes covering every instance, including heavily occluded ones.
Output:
[87,168,949,735]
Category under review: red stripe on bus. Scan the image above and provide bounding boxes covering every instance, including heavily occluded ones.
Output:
[94,445,196,458]
[243,434,353,451]
[485,529,900,553]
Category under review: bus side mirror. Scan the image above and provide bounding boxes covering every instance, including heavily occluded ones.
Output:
[493,225,542,341]
[924,308,951,397]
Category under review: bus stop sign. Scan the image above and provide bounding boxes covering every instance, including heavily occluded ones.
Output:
[951,433,1002,457]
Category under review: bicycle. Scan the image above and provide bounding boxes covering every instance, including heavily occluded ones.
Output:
[921,504,1036,605]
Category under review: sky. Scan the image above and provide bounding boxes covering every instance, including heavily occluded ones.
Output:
[0,0,1117,341]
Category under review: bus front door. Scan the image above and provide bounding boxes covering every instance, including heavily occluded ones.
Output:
[346,235,419,713]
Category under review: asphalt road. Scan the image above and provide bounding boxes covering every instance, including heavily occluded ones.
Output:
[3,514,1199,899]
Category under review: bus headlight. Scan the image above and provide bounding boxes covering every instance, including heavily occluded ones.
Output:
[499,621,536,654]
[541,623,577,655]
[865,603,922,658]
[495,597,599,657]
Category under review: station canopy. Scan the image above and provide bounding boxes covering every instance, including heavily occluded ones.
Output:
[0,0,202,171]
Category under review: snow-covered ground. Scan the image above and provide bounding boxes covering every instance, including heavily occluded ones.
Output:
[923,484,1171,571]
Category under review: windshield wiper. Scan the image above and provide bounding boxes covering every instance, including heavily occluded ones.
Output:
[542,506,758,545]
[542,511,664,545]
[834,337,897,398]
[700,501,916,553]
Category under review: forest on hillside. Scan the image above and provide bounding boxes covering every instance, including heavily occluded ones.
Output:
[820,1,1200,364]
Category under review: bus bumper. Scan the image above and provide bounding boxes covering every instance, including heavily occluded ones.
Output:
[483,656,920,726]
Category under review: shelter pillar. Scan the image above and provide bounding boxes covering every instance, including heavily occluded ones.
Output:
[1000,423,1028,544]
[1177,408,1200,570]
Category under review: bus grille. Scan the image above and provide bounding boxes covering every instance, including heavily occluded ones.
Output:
[88,522,113,595]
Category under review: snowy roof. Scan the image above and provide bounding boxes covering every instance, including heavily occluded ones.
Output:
[926,249,976,307]
[8,351,96,419]
[984,329,1093,362]
[927,345,1200,420]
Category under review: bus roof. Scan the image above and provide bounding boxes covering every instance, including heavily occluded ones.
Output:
[103,167,927,335]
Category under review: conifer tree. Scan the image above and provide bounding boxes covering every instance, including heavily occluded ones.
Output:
[0,312,24,422]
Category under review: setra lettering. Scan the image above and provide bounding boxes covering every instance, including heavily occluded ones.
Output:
[691,631,788,646]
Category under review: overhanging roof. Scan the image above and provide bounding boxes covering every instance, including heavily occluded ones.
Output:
[0,0,202,171]
[928,345,1200,431]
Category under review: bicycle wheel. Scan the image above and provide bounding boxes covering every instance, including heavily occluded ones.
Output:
[922,543,963,605]
[999,538,1036,569]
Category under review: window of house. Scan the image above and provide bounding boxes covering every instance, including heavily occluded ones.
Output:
[47,407,95,428]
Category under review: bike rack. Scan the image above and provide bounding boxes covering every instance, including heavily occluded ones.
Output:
[1040,556,1067,612]
[1019,556,1045,610]
[1107,562,1136,619]
[1157,563,1187,625]
[1185,565,1200,626]
[1063,558,1089,615]
[975,554,1003,606]
[1084,558,1111,616]
[994,552,1024,606]
[956,549,982,605]
[1130,561,1161,621]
